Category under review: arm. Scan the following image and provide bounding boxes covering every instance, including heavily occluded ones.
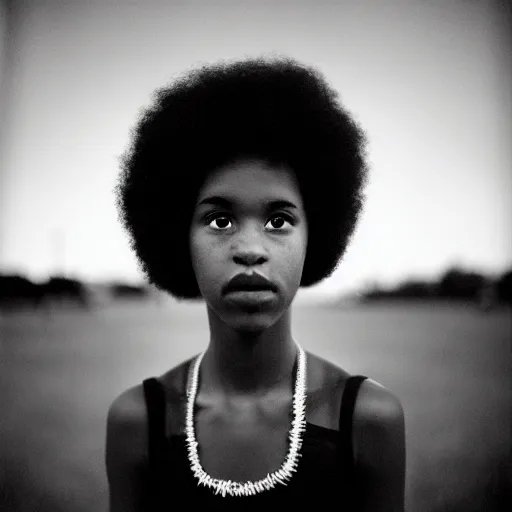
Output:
[105,385,148,512]
[353,379,406,511]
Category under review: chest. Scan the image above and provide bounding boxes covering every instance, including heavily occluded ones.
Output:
[192,396,295,481]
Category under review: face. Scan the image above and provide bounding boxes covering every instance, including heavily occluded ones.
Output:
[189,158,308,332]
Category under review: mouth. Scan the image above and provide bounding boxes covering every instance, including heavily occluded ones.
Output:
[223,272,278,296]
[223,289,276,310]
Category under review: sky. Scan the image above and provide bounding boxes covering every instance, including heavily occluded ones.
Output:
[0,0,511,300]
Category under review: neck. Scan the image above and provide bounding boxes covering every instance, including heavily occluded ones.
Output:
[200,308,298,397]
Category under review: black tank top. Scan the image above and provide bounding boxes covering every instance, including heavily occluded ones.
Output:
[142,373,367,509]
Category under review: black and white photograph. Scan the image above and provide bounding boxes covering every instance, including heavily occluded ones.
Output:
[1,1,510,511]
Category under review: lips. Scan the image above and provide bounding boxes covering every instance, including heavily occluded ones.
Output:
[223,272,278,295]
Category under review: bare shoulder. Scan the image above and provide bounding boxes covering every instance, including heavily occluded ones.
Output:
[305,351,351,388]
[354,379,405,430]
[304,351,351,429]
[106,383,148,465]
[304,351,404,426]
[105,384,149,511]
[352,379,406,493]
[305,353,406,509]
[105,358,198,511]
[108,383,146,419]
[106,355,196,469]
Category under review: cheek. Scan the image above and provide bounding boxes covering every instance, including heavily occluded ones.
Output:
[190,231,224,289]
[189,230,208,279]
[279,234,308,282]
[294,225,308,261]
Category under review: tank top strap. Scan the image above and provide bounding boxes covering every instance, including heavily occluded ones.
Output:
[142,377,167,467]
[338,375,367,473]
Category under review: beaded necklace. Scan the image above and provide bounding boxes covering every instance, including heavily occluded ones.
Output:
[185,343,307,497]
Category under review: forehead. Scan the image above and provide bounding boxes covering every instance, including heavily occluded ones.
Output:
[196,158,303,205]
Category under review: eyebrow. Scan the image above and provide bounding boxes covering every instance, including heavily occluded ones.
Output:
[197,196,298,210]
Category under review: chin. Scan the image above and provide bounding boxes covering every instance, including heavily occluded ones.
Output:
[220,308,283,334]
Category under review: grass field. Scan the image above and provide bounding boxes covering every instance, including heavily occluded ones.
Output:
[1,299,510,511]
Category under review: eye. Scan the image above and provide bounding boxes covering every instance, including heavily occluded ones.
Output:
[208,215,232,230]
[265,215,292,231]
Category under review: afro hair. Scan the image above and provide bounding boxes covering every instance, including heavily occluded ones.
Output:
[116,56,369,299]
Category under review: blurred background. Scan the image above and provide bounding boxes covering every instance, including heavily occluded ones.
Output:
[1,0,511,511]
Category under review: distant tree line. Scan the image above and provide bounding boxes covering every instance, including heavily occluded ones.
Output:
[0,273,153,311]
[2,268,511,311]
[362,267,512,308]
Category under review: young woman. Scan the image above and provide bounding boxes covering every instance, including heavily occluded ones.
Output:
[106,57,406,510]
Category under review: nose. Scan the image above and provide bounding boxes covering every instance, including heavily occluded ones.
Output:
[232,225,268,267]
[233,251,267,266]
